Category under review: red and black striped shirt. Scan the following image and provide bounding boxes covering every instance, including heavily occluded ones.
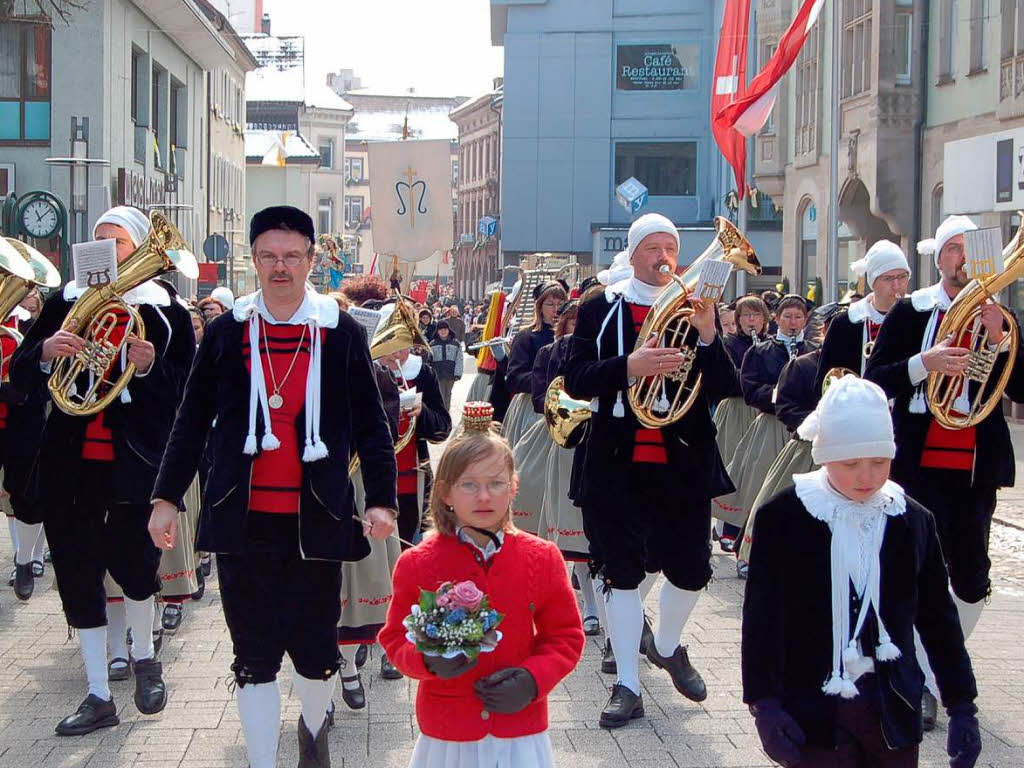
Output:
[628,302,668,464]
[81,308,131,461]
[920,311,977,471]
[396,409,418,496]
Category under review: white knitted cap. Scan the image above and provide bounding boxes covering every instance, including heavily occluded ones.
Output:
[797,375,895,464]
[849,240,911,287]
[93,206,151,248]
[917,215,977,269]
[210,286,235,309]
[627,213,679,260]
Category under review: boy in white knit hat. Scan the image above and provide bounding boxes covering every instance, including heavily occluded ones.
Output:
[742,375,981,768]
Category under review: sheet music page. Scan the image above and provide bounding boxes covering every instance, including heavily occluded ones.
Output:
[73,240,117,291]
[964,227,1003,280]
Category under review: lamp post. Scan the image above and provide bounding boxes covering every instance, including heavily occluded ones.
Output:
[45,117,109,245]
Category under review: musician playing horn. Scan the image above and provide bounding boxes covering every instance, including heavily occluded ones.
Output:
[10,205,195,735]
[148,206,398,768]
[865,214,1024,732]
[813,240,910,393]
[563,213,738,728]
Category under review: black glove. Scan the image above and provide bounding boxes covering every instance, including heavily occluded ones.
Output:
[752,699,805,768]
[473,667,538,714]
[947,703,981,768]
[423,653,479,680]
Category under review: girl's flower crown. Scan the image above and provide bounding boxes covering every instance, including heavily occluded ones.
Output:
[462,401,495,433]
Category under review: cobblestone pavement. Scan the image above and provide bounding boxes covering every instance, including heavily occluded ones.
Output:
[1,366,1023,768]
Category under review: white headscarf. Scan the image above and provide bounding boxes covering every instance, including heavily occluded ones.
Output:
[92,206,151,249]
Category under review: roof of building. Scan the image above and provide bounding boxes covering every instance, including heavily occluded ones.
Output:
[342,91,467,142]
[193,0,260,71]
[242,34,354,112]
[245,129,321,165]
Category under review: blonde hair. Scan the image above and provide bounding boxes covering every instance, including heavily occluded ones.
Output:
[427,424,517,536]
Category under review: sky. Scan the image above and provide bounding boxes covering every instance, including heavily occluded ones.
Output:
[257,0,505,99]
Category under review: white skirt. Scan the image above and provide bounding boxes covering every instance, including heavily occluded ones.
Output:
[502,393,541,450]
[739,438,816,562]
[511,419,552,536]
[467,372,492,404]
[712,396,758,468]
[713,412,789,527]
[409,732,554,768]
[541,442,589,560]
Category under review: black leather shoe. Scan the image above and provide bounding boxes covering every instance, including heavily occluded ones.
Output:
[639,615,654,656]
[161,603,183,632]
[13,562,33,600]
[108,658,131,682]
[200,554,212,578]
[380,653,402,680]
[325,699,335,728]
[340,675,365,710]
[191,567,205,601]
[646,644,707,702]
[44,547,52,563]
[599,683,644,728]
[297,714,331,767]
[922,690,937,732]
[571,570,580,590]
[600,638,616,675]
[133,658,167,715]
[355,644,368,668]
[55,694,119,736]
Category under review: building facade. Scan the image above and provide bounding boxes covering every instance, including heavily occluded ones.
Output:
[0,0,237,295]
[450,83,502,301]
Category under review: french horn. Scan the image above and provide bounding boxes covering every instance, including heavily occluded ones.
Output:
[544,375,591,448]
[48,211,198,417]
[925,214,1024,429]
[821,366,858,396]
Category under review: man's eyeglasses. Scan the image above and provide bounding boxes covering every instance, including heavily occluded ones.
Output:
[254,254,307,268]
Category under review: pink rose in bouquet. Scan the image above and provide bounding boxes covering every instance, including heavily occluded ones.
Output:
[451,580,484,611]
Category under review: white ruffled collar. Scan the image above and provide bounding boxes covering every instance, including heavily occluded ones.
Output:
[63,278,171,307]
[398,353,422,381]
[233,287,339,329]
[846,295,886,325]
[910,282,954,313]
[8,305,30,322]
[793,468,906,525]
[605,276,664,306]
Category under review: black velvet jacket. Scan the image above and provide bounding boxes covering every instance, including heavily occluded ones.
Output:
[506,326,555,396]
[564,293,736,503]
[530,336,571,414]
[740,337,818,415]
[743,486,977,750]
[152,308,398,561]
[864,296,1024,489]
[0,317,48,508]
[775,350,821,433]
[390,358,452,498]
[10,284,195,507]
[813,310,871,394]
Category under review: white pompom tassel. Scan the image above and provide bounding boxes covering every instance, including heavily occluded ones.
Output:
[243,435,258,455]
[302,442,316,463]
[875,630,902,662]
[839,676,859,699]
[261,433,281,451]
[842,644,861,667]
[822,674,845,696]
[612,392,625,418]
[313,440,329,460]
[909,389,927,414]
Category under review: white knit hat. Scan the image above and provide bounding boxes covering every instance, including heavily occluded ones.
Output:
[916,214,977,269]
[627,213,679,261]
[210,286,235,310]
[849,240,911,287]
[798,375,895,464]
[93,206,151,249]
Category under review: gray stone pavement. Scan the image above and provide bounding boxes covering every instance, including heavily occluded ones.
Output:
[1,365,1023,767]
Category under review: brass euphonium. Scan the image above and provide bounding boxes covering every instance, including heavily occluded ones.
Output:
[48,211,199,417]
[925,214,1024,429]
[544,375,592,448]
[1,239,62,382]
[0,238,42,381]
[628,217,762,428]
[349,293,431,475]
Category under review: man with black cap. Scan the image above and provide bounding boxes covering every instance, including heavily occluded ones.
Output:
[10,205,195,734]
[148,205,398,768]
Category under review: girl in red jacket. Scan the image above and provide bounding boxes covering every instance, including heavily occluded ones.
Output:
[379,402,584,767]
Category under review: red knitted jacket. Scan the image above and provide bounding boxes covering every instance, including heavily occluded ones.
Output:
[378,530,584,741]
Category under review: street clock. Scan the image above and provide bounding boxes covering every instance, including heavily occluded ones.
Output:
[20,197,60,239]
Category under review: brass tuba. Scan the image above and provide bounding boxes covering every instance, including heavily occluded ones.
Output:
[925,215,1024,429]
[544,375,592,448]
[0,238,43,381]
[48,211,198,417]
[628,217,762,428]
[349,293,430,475]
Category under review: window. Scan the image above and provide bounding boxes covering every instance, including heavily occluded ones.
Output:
[895,9,914,84]
[970,0,991,72]
[318,137,333,169]
[317,197,333,235]
[798,199,817,289]
[795,20,820,156]
[351,156,363,182]
[452,157,460,187]
[940,0,960,79]
[347,196,364,227]
[0,21,51,142]
[131,49,142,122]
[614,142,697,196]
[760,42,778,134]
[152,64,167,168]
[169,79,186,177]
[842,0,872,97]
[343,156,351,178]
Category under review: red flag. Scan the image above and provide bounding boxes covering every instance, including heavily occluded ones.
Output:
[711,0,751,199]
[716,0,825,137]
[369,252,378,276]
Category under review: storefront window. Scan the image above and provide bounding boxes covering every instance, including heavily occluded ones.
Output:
[614,141,697,196]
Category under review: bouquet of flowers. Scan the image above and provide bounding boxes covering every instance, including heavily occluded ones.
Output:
[404,580,504,659]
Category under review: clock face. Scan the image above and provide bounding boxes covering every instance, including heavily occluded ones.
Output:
[21,199,59,239]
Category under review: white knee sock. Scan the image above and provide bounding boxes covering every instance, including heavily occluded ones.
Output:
[79,626,110,701]
[236,680,281,768]
[574,563,598,620]
[292,673,336,740]
[654,582,700,657]
[638,572,658,605]
[913,628,937,695]
[953,594,984,641]
[592,576,609,636]
[6,516,17,556]
[13,521,41,566]
[124,597,155,661]
[714,519,724,537]
[107,602,129,661]
[31,528,45,563]
[339,645,361,689]
[605,587,643,696]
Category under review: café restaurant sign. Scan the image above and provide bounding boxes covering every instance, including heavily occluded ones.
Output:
[616,43,698,91]
[117,167,166,209]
